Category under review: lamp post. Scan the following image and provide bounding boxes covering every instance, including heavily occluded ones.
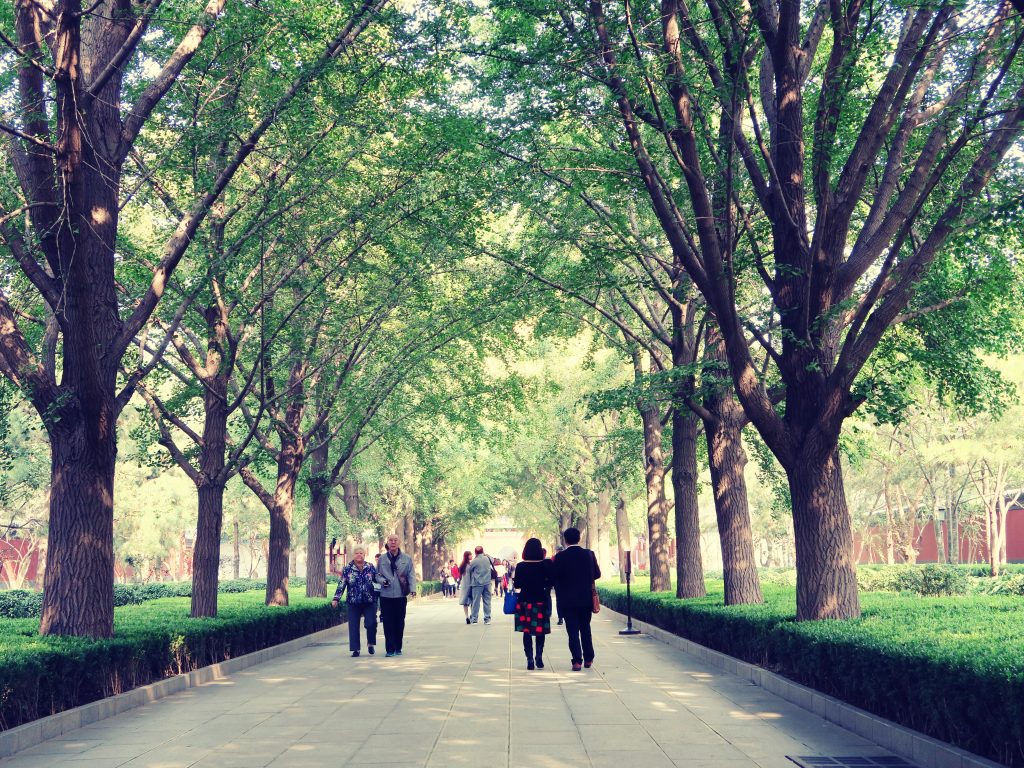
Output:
[619,550,641,636]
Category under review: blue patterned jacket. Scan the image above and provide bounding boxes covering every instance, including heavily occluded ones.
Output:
[333,562,378,605]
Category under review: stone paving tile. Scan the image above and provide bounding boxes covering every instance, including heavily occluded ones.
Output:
[5,597,910,768]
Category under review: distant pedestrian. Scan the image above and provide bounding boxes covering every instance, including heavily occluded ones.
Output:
[377,534,416,657]
[494,559,507,596]
[331,546,377,657]
[513,538,555,670]
[439,564,451,597]
[457,550,473,623]
[465,545,495,624]
[446,559,458,598]
[554,528,601,671]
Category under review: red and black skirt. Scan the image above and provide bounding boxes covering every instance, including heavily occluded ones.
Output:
[515,596,551,634]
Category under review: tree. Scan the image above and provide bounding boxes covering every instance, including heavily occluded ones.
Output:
[486,0,1024,618]
[0,0,390,636]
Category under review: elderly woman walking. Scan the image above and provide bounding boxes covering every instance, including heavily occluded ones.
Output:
[512,538,555,670]
[331,546,378,657]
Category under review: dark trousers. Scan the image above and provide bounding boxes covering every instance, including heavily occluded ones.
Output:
[522,632,546,659]
[563,607,594,664]
[347,602,377,651]
[379,596,407,653]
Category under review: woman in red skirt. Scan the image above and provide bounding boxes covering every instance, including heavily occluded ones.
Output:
[512,537,555,670]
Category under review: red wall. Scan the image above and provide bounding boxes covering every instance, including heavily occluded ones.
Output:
[856,506,1024,564]
[0,538,41,586]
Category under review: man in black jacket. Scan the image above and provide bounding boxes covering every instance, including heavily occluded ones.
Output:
[554,527,601,671]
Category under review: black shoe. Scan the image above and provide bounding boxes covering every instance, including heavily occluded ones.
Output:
[368,646,375,655]
[557,618,564,625]
[466,617,471,625]
[584,660,593,668]
[351,650,360,657]
[536,655,544,669]
[527,658,535,670]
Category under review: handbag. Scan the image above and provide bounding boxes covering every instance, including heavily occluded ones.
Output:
[591,583,601,614]
[503,590,518,615]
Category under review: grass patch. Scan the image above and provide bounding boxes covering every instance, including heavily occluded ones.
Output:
[598,579,1024,766]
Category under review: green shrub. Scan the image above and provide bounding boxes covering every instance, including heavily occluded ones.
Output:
[0,591,43,619]
[0,593,342,730]
[417,580,442,597]
[854,565,968,595]
[974,574,1024,596]
[598,580,1024,766]
[0,577,343,619]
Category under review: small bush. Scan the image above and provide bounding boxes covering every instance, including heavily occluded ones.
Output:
[0,591,43,620]
[975,574,1024,596]
[417,580,442,597]
[0,577,344,619]
[0,593,342,730]
[855,565,967,595]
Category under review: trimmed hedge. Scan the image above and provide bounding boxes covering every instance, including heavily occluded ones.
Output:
[0,592,343,731]
[0,576,343,619]
[597,581,1024,766]
[417,580,442,597]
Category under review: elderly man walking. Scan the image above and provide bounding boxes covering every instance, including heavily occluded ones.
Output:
[377,534,416,657]
[554,527,601,671]
[465,545,495,624]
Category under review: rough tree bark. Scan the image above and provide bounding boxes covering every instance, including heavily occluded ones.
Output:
[305,425,330,597]
[700,339,762,605]
[639,402,672,591]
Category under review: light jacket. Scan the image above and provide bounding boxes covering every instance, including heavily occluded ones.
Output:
[465,553,494,587]
[376,549,416,598]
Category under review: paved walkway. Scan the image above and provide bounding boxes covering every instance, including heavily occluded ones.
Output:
[3,598,889,768]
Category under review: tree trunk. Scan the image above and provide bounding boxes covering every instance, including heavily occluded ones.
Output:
[703,395,763,606]
[595,490,611,575]
[615,495,631,583]
[585,500,599,551]
[639,403,672,591]
[232,515,240,580]
[421,517,435,580]
[192,482,226,616]
[404,512,416,558]
[883,472,896,564]
[788,445,860,620]
[305,430,329,598]
[413,517,424,581]
[265,441,303,606]
[289,530,299,578]
[191,370,228,618]
[40,419,117,637]
[672,405,706,599]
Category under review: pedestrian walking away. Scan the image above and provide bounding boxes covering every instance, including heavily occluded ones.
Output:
[377,535,416,656]
[331,546,377,657]
[494,558,506,596]
[554,527,601,671]
[513,537,555,670]
[456,550,473,622]
[465,545,495,624]
[439,564,453,597]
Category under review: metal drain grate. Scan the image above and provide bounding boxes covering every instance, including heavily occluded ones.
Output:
[787,757,919,768]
